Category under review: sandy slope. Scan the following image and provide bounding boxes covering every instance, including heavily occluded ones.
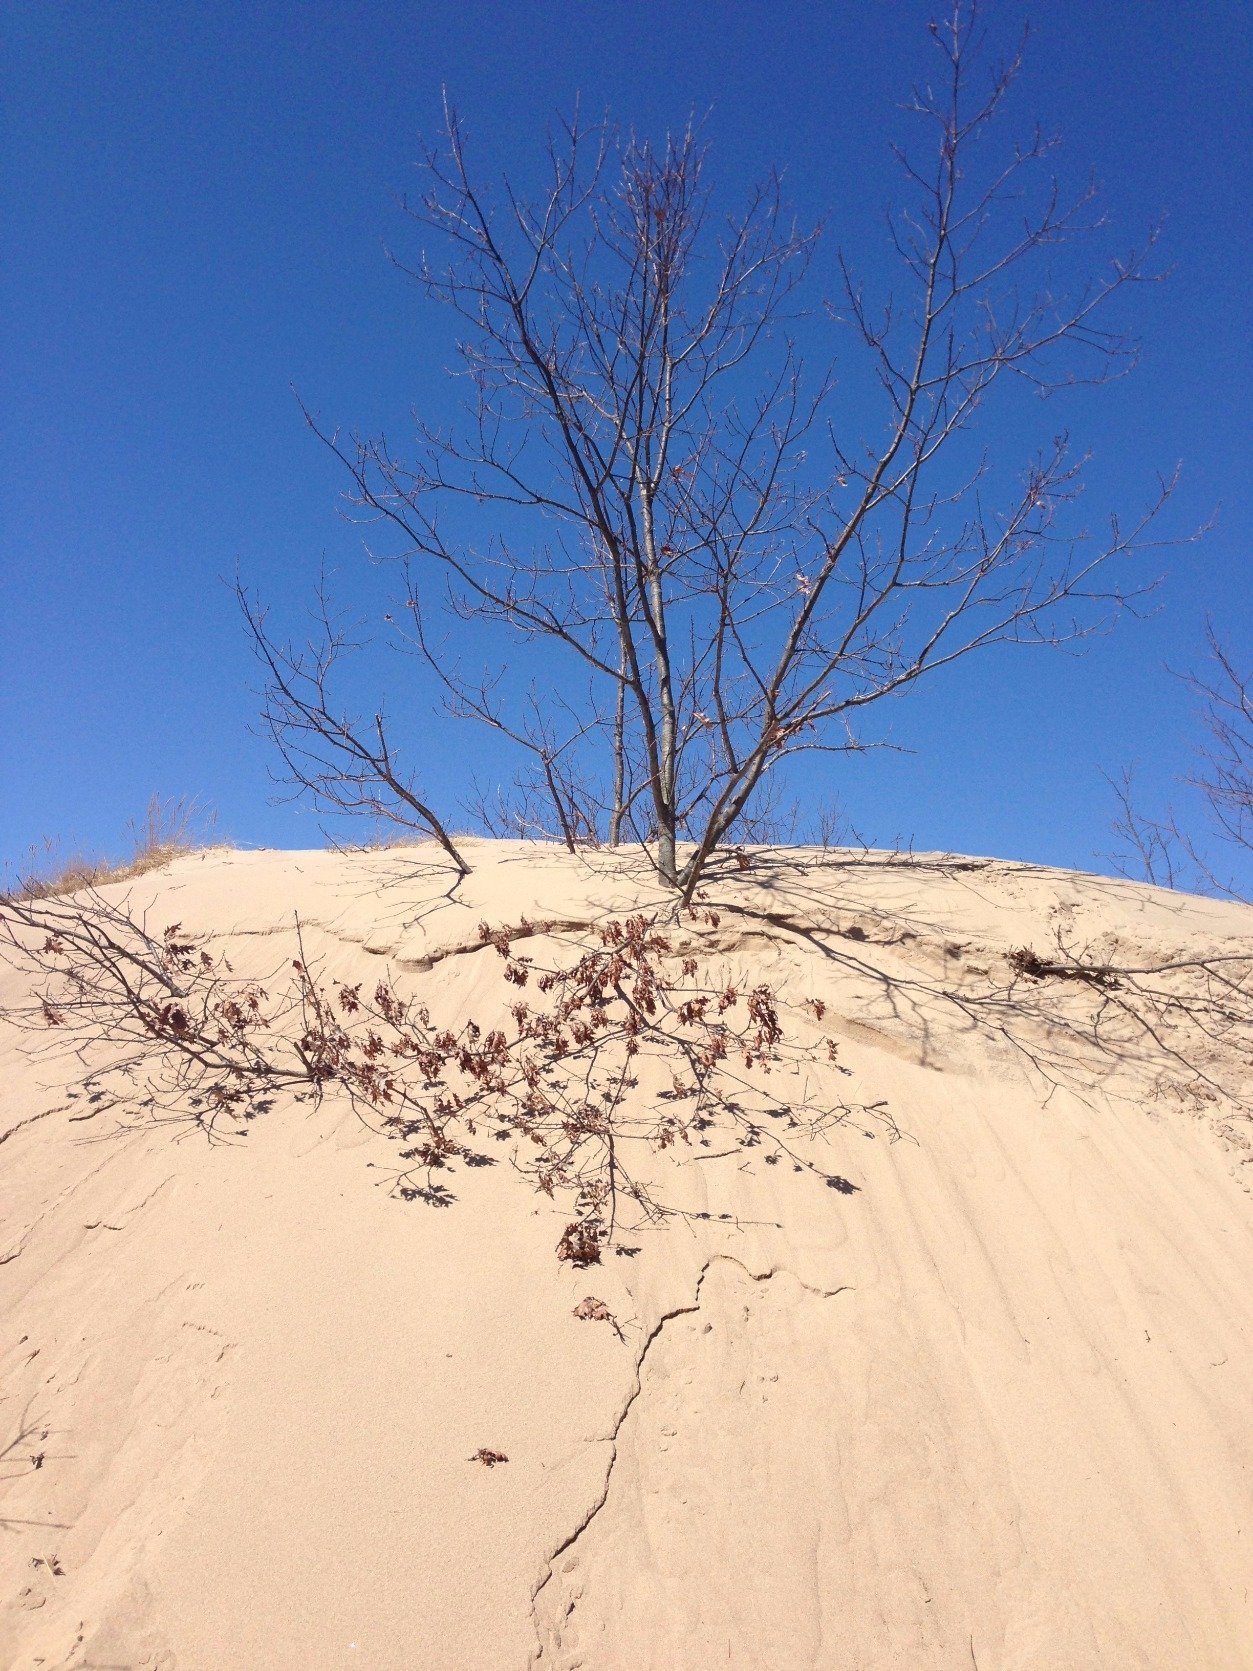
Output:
[1,840,1250,1669]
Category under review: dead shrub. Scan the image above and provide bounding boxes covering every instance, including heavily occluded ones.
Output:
[0,893,872,1255]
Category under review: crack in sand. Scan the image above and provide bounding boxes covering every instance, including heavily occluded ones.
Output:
[0,1108,57,1149]
[206,912,603,972]
[81,1176,176,1240]
[529,1255,850,1656]
[0,1228,32,1267]
[393,916,598,973]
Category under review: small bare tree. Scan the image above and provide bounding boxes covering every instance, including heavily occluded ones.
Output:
[253,2,1179,893]
[1189,630,1253,864]
[1110,624,1252,900]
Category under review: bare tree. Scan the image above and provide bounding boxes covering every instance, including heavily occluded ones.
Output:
[1189,628,1253,864]
[1110,624,1252,899]
[265,2,1180,894]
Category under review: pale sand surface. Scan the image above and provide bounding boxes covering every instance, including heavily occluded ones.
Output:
[1,840,1250,1668]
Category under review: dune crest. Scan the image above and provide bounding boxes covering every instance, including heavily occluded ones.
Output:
[2,842,1250,1668]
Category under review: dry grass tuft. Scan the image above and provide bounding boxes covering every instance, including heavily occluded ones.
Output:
[329,824,479,855]
[4,795,225,902]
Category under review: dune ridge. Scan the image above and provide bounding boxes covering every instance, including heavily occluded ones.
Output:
[2,841,1250,1668]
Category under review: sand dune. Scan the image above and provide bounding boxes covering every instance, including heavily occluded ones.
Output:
[2,841,1250,1668]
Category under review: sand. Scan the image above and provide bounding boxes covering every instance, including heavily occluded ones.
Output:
[1,840,1250,1668]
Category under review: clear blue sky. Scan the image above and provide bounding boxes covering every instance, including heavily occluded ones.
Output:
[3,1,1250,888]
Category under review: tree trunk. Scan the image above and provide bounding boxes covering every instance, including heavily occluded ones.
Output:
[609,657,626,846]
[656,822,679,888]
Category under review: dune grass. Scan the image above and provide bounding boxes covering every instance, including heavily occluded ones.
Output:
[4,795,225,902]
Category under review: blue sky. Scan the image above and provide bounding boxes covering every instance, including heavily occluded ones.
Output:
[3,1,1250,890]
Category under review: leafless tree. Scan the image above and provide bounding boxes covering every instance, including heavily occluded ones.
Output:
[1110,624,1252,899]
[1189,630,1253,862]
[260,2,1181,894]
